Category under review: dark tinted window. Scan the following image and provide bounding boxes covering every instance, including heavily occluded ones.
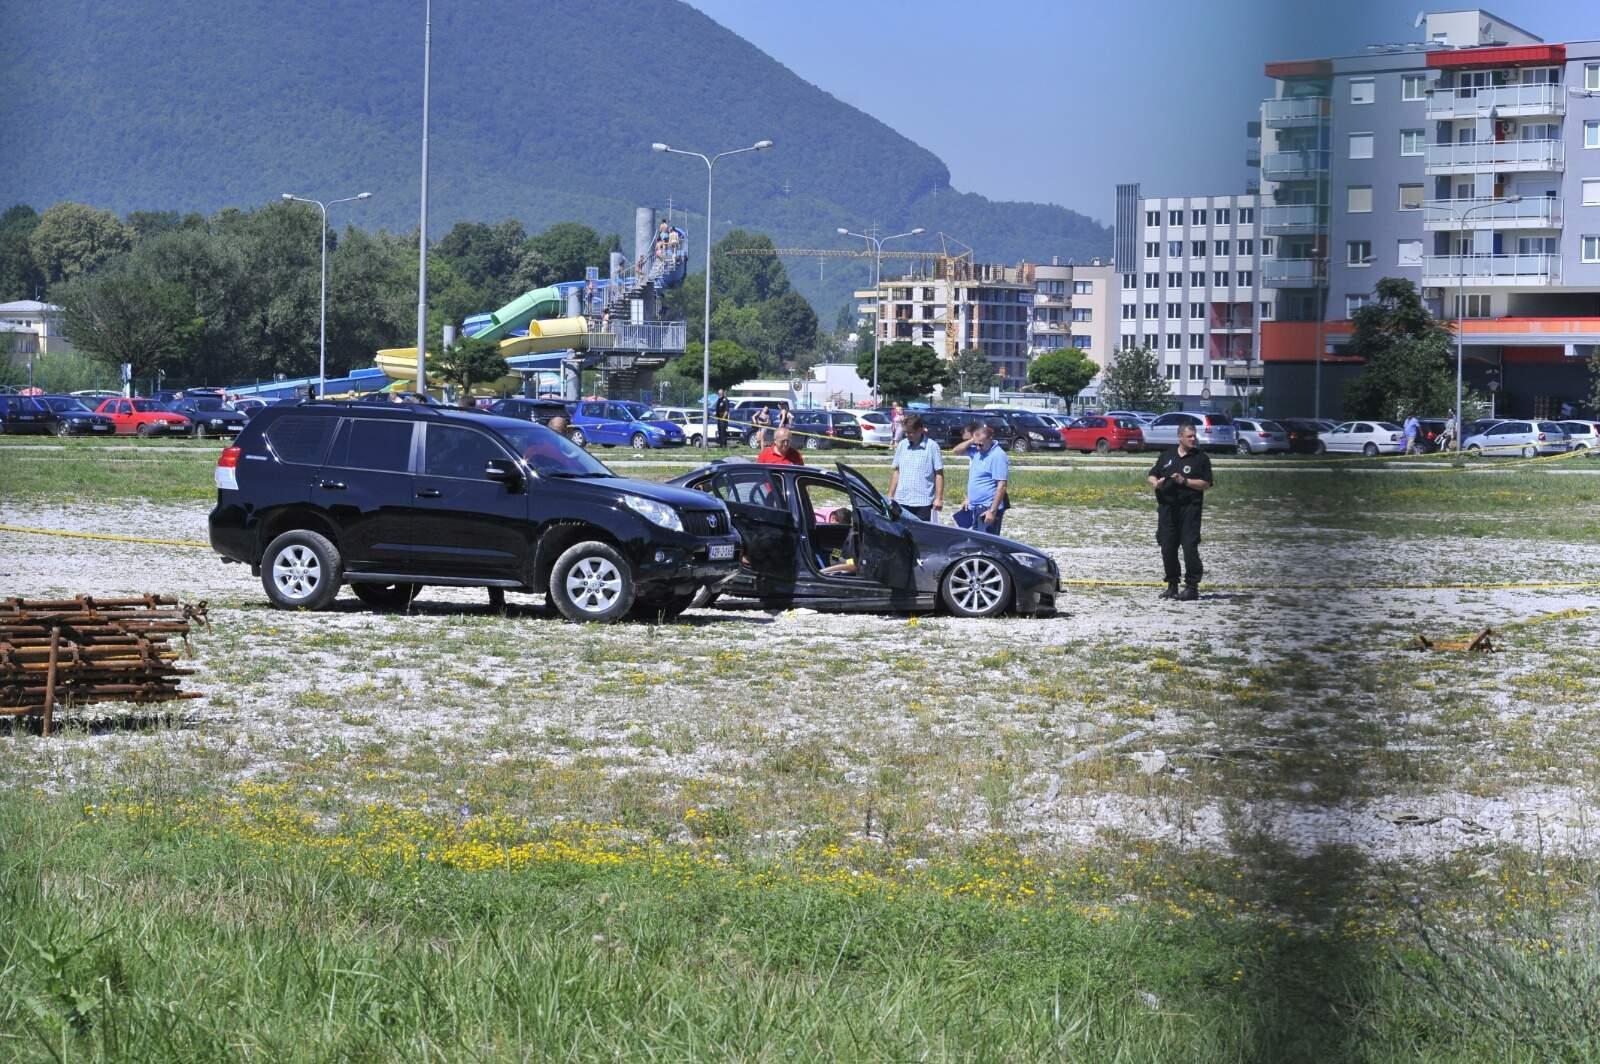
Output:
[1537,422,1563,434]
[579,402,605,417]
[424,425,507,478]
[329,418,414,472]
[265,415,339,466]
[707,470,788,510]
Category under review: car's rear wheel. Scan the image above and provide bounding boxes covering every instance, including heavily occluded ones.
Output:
[1095,438,1110,454]
[1235,440,1250,456]
[351,582,419,610]
[262,530,342,611]
[1522,444,1537,458]
[630,432,649,450]
[549,541,635,623]
[688,433,703,447]
[1362,443,1378,457]
[804,433,822,450]
[940,556,1013,618]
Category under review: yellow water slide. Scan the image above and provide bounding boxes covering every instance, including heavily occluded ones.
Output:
[374,316,591,391]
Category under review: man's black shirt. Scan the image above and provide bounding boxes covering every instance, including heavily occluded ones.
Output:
[1148,446,1214,506]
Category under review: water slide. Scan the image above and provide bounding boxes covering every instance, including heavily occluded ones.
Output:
[372,285,591,387]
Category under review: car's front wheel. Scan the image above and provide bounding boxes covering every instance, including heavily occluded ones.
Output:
[1363,443,1378,457]
[1315,441,1327,455]
[351,582,419,610]
[630,432,649,450]
[1013,437,1031,453]
[262,530,342,610]
[567,428,587,448]
[192,423,207,439]
[940,555,1013,618]
[135,423,155,438]
[1236,440,1251,456]
[54,420,72,438]
[1468,444,1483,456]
[549,541,635,622]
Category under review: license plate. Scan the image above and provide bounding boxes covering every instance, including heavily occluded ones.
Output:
[709,543,735,560]
[93,425,109,431]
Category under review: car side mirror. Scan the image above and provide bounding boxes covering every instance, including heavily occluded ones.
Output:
[484,459,523,490]
[888,500,903,522]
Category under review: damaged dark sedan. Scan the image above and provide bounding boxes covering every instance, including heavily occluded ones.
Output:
[668,460,1060,617]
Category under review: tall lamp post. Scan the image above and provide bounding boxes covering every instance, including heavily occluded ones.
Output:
[837,226,924,400]
[281,191,374,396]
[1448,195,1520,452]
[652,138,774,450]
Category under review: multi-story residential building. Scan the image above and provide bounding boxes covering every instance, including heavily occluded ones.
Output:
[0,300,73,365]
[1112,187,1272,408]
[1259,8,1600,418]
[1028,260,1117,371]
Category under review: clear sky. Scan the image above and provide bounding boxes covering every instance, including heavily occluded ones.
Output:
[684,0,1587,225]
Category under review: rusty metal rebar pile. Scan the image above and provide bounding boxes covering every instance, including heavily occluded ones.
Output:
[0,594,207,736]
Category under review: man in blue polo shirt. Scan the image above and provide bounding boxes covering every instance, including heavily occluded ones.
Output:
[887,413,944,521]
[961,423,1009,534]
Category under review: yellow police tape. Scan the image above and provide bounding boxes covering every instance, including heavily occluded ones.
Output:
[3,523,1595,595]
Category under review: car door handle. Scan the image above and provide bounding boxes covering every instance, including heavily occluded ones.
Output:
[416,488,442,498]
[317,480,346,491]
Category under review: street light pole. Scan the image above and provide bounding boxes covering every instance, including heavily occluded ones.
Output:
[416,0,432,395]
[838,226,925,400]
[282,192,374,397]
[1451,196,1520,452]
[652,139,774,450]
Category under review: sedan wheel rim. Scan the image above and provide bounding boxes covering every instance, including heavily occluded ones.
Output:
[566,557,623,613]
[950,558,1005,614]
[272,544,322,601]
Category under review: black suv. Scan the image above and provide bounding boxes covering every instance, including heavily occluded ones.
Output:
[485,397,569,426]
[209,402,742,622]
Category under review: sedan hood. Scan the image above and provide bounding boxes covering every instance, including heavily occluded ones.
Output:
[551,473,720,511]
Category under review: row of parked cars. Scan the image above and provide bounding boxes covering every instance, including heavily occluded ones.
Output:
[0,388,259,437]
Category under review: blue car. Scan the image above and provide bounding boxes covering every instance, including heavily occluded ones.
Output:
[567,400,686,449]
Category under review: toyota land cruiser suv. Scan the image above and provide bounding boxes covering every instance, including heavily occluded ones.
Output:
[209,402,742,622]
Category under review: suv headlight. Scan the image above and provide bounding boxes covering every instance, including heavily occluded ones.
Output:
[1009,552,1047,570]
[624,494,684,532]
[1027,431,1044,440]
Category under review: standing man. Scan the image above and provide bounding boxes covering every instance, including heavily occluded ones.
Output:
[757,426,805,465]
[713,388,730,448]
[960,423,1009,534]
[1146,423,1213,601]
[1403,412,1420,455]
[887,413,944,521]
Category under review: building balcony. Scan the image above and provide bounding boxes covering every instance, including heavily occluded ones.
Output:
[1424,139,1563,175]
[1423,196,1561,230]
[1261,96,1330,128]
[1031,321,1069,334]
[1420,254,1560,287]
[1260,204,1328,235]
[1209,317,1255,333]
[1262,258,1327,287]
[1262,149,1330,182]
[1032,291,1070,306]
[1424,82,1563,120]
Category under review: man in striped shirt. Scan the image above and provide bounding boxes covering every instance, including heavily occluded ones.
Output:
[887,413,944,521]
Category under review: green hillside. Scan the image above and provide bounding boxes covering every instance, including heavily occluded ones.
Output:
[0,0,1110,313]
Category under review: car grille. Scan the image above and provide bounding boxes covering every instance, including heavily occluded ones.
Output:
[682,510,729,536]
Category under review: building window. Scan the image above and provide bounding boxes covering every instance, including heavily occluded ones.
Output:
[1401,73,1427,101]
[1584,179,1600,207]
[1168,209,1182,226]
[1239,238,1254,255]
[1260,301,1273,319]
[1072,307,1092,322]
[1587,64,1600,92]
[1071,335,1092,349]
[1213,271,1229,286]
[1237,270,1254,287]
[1454,294,1491,318]
[1397,239,1422,266]
[1349,133,1374,159]
[1145,210,1160,228]
[1145,303,1159,318]
[1215,208,1231,225]
[1238,207,1254,224]
[1145,242,1159,259]
[1212,365,1227,380]
[1189,364,1205,381]
[1586,121,1600,150]
[1121,304,1137,320]
[1399,184,1424,210]
[1583,236,1600,263]
[1348,240,1373,266]
[1189,240,1204,257]
[1123,273,1137,288]
[1346,294,1368,316]
[1167,302,1182,318]
[1145,272,1159,288]
[1190,271,1205,287]
[1165,240,1181,257]
[1347,185,1373,213]
[1165,364,1180,380]
[1214,240,1230,256]
[1192,209,1207,225]
[1074,280,1093,294]
[1190,302,1205,319]
[1189,333,1204,350]
[1169,272,1184,288]
[1166,334,1181,349]
[1396,129,1425,157]
[1350,78,1375,105]
[1262,238,1274,256]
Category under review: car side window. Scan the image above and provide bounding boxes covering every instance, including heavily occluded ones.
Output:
[424,424,507,479]
[328,418,415,473]
[580,402,604,418]
[265,415,338,465]
[708,470,788,510]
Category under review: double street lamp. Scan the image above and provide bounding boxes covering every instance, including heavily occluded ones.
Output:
[837,226,924,399]
[281,191,374,396]
[651,138,774,450]
[1444,195,1521,452]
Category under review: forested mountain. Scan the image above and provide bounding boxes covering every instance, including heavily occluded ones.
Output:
[1,0,1110,314]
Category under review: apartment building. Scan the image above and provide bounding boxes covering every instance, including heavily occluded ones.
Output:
[1028,261,1118,370]
[1259,8,1600,418]
[1112,187,1273,408]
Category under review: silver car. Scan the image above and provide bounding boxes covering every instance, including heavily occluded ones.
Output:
[1462,419,1571,457]
[1232,417,1290,455]
[1322,421,1405,456]
[1558,420,1600,451]
[1141,412,1237,453]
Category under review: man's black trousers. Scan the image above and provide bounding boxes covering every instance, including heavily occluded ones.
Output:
[1156,502,1204,587]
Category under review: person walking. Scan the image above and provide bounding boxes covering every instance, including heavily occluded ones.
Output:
[757,426,805,465]
[1146,423,1213,601]
[749,405,772,447]
[887,413,944,521]
[959,423,1009,534]
[713,388,730,447]
[1403,412,1421,455]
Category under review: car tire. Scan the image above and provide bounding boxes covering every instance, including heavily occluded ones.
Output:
[630,432,649,450]
[549,540,635,623]
[1522,444,1536,459]
[54,420,72,438]
[1095,438,1110,454]
[136,423,155,438]
[629,590,697,622]
[351,582,419,610]
[192,423,207,439]
[1362,443,1378,457]
[261,530,342,611]
[1468,444,1483,456]
[1014,437,1031,453]
[940,555,1013,618]
[689,585,720,610]
[567,428,586,447]
[804,434,822,451]
[1315,441,1327,455]
[1235,440,1251,456]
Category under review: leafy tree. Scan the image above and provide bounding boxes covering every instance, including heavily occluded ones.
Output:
[1589,348,1600,417]
[672,339,760,393]
[1342,278,1455,418]
[433,334,509,403]
[1100,346,1169,411]
[712,230,790,305]
[757,289,818,366]
[1028,348,1097,403]
[435,219,526,310]
[125,210,203,242]
[0,205,45,302]
[859,341,949,403]
[29,202,134,284]
[952,348,996,393]
[525,222,618,286]
[56,263,196,380]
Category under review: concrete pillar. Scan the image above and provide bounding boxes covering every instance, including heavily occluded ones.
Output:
[635,207,655,269]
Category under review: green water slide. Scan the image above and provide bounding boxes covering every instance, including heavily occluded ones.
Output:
[466,286,565,343]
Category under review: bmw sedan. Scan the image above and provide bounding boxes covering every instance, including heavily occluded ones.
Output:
[668,460,1060,617]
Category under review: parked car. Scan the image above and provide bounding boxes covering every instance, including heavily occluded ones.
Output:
[1272,418,1326,455]
[1059,414,1144,454]
[0,394,58,435]
[1141,412,1237,453]
[1231,417,1290,455]
[921,409,977,450]
[849,410,895,446]
[230,397,269,419]
[356,391,443,406]
[727,398,791,437]
[649,405,723,447]
[667,459,1059,617]
[486,397,569,426]
[991,409,1067,453]
[1558,420,1600,451]
[1461,419,1571,457]
[168,395,248,438]
[1105,410,1160,424]
[787,409,864,450]
[38,394,117,436]
[1322,421,1404,456]
[563,400,686,449]
[93,397,192,436]
[209,402,742,621]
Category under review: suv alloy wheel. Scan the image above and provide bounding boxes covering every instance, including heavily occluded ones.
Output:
[549,541,636,622]
[262,529,343,610]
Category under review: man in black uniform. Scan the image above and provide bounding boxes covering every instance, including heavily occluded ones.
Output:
[1146,423,1214,601]
[713,388,731,447]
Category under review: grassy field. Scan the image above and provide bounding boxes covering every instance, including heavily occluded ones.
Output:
[4,440,1600,1060]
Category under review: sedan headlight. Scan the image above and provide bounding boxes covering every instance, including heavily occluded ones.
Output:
[623,494,684,532]
[1009,552,1048,570]
[1028,431,1045,441]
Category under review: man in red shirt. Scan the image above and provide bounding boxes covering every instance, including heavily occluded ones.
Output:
[757,427,805,465]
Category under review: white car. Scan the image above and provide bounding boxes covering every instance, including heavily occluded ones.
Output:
[847,410,895,446]
[1322,420,1404,456]
[1462,419,1571,458]
[1557,420,1600,451]
[652,405,724,447]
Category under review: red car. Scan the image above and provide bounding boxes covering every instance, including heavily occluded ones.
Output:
[1060,414,1144,454]
[94,397,192,436]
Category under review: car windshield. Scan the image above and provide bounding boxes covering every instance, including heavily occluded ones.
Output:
[44,397,93,412]
[495,422,614,477]
[1012,413,1052,428]
[129,399,165,412]
[189,397,229,411]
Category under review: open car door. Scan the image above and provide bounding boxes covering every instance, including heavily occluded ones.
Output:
[834,463,915,589]
[702,467,800,585]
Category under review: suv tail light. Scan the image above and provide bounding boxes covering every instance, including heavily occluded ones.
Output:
[215,445,241,491]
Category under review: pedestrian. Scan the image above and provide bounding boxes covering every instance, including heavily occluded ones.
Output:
[750,404,772,446]
[887,413,944,521]
[713,388,730,447]
[757,426,805,465]
[776,405,794,429]
[891,403,905,445]
[959,423,1009,534]
[1403,412,1420,454]
[548,413,582,447]
[1146,423,1213,601]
